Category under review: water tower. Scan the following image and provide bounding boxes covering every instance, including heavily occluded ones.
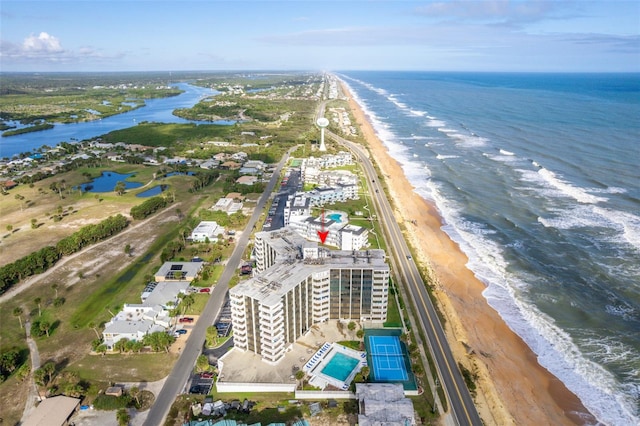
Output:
[316,117,329,152]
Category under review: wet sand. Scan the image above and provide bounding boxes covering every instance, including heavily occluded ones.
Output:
[339,81,596,425]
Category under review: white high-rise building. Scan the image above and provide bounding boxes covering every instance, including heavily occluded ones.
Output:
[230,228,389,364]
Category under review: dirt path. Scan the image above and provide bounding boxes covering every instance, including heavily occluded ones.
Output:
[20,316,41,423]
[0,203,181,304]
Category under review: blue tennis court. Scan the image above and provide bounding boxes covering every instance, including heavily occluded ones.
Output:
[367,335,408,381]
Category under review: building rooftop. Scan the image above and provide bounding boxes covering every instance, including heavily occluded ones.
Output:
[233,227,387,307]
[23,395,80,426]
[154,261,203,281]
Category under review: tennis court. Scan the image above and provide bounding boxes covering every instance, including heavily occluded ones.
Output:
[367,335,408,381]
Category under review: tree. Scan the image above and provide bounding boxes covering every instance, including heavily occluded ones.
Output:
[88,322,101,339]
[114,181,126,196]
[116,408,130,426]
[356,329,365,340]
[96,344,107,356]
[34,297,42,316]
[196,354,210,373]
[13,306,23,329]
[6,224,13,232]
[39,319,51,337]
[348,321,356,331]
[51,283,59,298]
[0,349,20,377]
[181,294,195,315]
[114,338,129,353]
[360,366,370,382]
[31,218,38,229]
[295,369,305,390]
[124,244,132,256]
[35,361,56,387]
[129,386,141,407]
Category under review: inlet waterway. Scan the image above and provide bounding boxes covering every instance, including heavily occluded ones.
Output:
[0,82,226,159]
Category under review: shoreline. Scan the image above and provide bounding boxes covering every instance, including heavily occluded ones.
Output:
[339,81,596,425]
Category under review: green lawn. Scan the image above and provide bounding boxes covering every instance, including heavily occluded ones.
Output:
[69,352,177,382]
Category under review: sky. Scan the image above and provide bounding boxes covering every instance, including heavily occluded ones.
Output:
[1,0,639,72]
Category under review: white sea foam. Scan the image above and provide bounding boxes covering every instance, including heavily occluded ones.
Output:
[537,168,608,204]
[409,109,427,117]
[416,177,639,425]
[336,73,639,424]
[593,206,640,251]
[499,149,515,156]
[426,119,446,127]
[436,154,459,160]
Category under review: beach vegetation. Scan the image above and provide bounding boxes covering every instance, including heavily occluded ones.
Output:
[458,362,478,397]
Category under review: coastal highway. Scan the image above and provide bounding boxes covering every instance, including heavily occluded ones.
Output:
[143,148,295,426]
[325,126,482,425]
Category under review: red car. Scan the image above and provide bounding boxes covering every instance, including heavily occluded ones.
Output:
[199,288,211,293]
[199,372,214,378]
[179,317,194,323]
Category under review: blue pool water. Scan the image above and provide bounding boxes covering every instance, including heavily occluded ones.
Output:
[321,352,359,382]
[327,213,343,223]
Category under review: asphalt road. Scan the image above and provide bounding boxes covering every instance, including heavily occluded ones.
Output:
[143,148,294,426]
[325,126,482,425]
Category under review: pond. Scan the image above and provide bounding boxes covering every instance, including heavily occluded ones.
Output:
[136,185,167,198]
[79,171,143,193]
[164,171,195,177]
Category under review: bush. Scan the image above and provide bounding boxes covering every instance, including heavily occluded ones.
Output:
[93,394,132,410]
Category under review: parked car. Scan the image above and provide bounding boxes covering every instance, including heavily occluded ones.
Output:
[199,288,211,293]
[199,372,214,378]
[179,317,194,323]
[175,329,188,335]
[189,385,209,395]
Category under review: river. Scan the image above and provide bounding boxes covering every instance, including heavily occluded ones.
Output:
[0,82,230,159]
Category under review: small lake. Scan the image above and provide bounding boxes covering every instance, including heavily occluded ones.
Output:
[79,171,143,193]
[164,171,195,177]
[136,185,167,198]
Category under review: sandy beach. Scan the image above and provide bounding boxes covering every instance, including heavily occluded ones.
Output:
[340,81,596,425]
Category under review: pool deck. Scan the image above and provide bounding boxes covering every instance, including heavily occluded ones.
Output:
[218,320,361,386]
[304,343,367,390]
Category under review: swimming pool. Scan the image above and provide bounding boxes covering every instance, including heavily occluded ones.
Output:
[321,352,359,382]
[327,213,343,223]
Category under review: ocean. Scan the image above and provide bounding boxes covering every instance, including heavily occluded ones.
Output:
[337,71,639,425]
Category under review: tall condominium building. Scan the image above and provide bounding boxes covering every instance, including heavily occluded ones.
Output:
[230,228,389,364]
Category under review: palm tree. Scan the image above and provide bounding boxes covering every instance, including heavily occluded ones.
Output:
[181,294,195,315]
[129,386,141,407]
[34,297,42,316]
[39,320,51,337]
[51,283,59,298]
[88,321,101,339]
[295,370,305,390]
[13,306,24,329]
[360,366,370,382]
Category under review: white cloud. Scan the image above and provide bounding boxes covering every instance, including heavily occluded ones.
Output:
[23,32,63,54]
[1,32,125,68]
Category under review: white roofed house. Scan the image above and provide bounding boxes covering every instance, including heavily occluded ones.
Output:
[102,280,190,350]
[190,220,223,242]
